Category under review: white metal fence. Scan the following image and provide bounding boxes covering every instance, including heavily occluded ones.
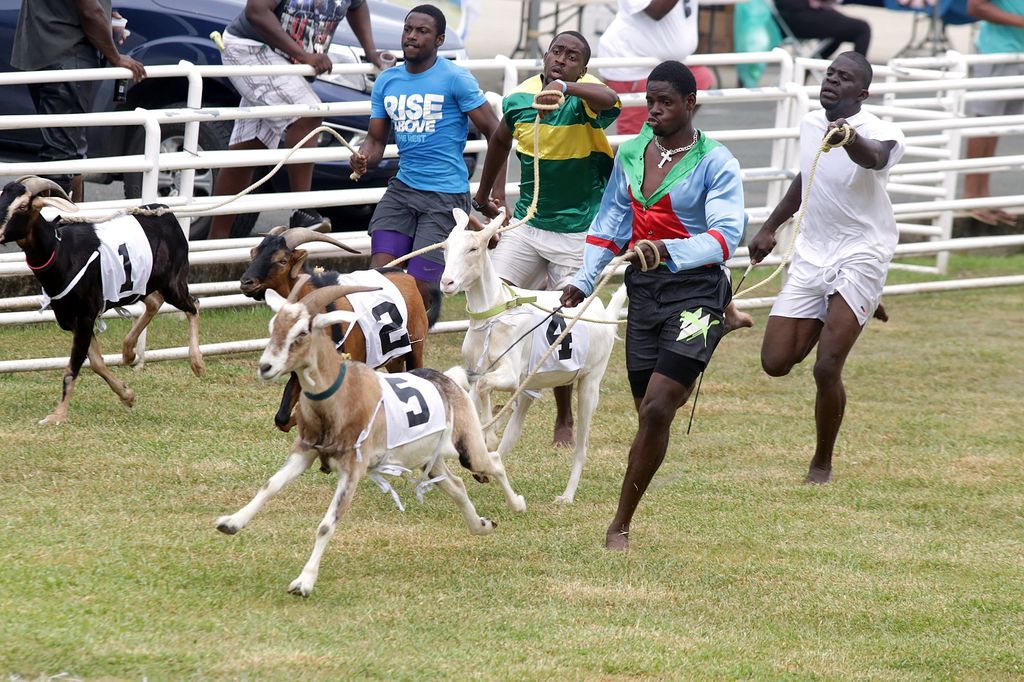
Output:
[1,49,1022,373]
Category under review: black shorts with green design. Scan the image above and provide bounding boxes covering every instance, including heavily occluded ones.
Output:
[624,264,731,392]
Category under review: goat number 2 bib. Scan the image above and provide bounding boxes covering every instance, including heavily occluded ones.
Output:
[335,270,412,368]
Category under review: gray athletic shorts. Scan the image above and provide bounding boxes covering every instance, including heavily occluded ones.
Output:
[966,62,1024,117]
[368,177,471,265]
[222,31,321,148]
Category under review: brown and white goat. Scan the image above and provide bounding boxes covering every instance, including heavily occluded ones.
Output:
[0,176,204,425]
[440,209,627,504]
[216,280,525,598]
[239,226,440,432]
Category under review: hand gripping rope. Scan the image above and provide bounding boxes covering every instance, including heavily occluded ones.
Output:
[732,123,856,298]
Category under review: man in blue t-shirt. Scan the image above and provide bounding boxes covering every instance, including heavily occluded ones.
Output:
[352,4,502,307]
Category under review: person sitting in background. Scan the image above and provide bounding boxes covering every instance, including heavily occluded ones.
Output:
[775,0,872,58]
[962,0,1024,226]
[11,0,146,200]
[597,0,717,135]
[208,0,386,239]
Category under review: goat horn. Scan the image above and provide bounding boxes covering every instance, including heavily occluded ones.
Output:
[33,196,80,213]
[301,284,381,315]
[287,274,312,303]
[16,175,71,200]
[282,227,361,254]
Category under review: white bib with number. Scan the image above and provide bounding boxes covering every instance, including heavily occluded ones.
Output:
[528,309,589,375]
[378,372,447,450]
[335,270,412,368]
[95,215,153,306]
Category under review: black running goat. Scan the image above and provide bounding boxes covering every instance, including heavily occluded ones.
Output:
[0,176,204,425]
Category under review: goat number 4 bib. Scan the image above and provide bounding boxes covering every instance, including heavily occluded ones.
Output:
[528,309,590,375]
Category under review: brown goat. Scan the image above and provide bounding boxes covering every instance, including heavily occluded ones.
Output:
[216,279,525,597]
[239,226,440,431]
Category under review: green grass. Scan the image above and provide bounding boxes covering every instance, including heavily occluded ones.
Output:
[2,254,1023,680]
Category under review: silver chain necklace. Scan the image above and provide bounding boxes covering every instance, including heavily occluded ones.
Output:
[654,130,699,168]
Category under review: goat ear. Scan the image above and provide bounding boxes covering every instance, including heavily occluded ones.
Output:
[290,249,308,279]
[265,288,286,313]
[452,207,469,231]
[313,309,360,330]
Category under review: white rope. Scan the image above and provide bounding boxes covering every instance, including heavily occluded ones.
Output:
[55,125,362,225]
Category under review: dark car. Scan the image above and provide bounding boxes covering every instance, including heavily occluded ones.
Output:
[0,0,473,237]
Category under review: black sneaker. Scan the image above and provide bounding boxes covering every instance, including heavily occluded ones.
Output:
[289,208,331,232]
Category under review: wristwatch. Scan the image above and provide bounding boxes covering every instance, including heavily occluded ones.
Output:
[471,197,487,213]
[552,79,568,94]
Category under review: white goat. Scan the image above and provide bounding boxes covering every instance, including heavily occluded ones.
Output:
[440,209,627,504]
[215,279,525,598]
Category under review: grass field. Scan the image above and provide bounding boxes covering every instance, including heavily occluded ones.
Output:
[2,254,1023,680]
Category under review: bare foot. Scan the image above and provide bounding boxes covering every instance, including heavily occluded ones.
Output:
[873,302,889,323]
[970,208,1016,227]
[803,465,833,485]
[723,305,754,335]
[553,422,575,448]
[605,527,629,551]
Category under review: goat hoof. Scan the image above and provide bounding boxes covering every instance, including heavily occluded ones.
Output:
[287,577,313,598]
[215,516,240,535]
[274,418,296,433]
[122,349,137,366]
[510,495,527,513]
[472,517,495,535]
[554,494,574,505]
[472,473,490,484]
[38,413,67,426]
[191,360,206,378]
[121,389,136,408]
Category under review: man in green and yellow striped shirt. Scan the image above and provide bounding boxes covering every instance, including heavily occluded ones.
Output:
[473,31,620,447]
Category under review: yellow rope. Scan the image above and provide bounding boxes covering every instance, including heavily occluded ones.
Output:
[734,123,856,298]
[383,88,565,268]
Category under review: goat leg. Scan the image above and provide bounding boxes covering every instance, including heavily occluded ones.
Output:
[216,445,317,534]
[88,336,135,408]
[288,458,363,598]
[186,308,205,377]
[40,320,95,425]
[274,374,301,433]
[432,460,495,536]
[122,292,163,368]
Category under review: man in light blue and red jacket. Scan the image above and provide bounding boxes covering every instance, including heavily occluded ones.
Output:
[561,60,749,552]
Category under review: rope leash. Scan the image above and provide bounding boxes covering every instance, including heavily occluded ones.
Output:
[733,123,856,298]
[481,243,657,431]
[383,88,566,269]
[55,124,363,225]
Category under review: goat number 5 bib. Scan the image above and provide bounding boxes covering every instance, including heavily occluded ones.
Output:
[378,372,446,449]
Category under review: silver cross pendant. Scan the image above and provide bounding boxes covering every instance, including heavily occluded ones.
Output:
[658,151,673,169]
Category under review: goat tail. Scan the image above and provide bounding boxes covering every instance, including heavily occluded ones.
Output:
[443,365,471,393]
[426,282,443,329]
[605,284,628,324]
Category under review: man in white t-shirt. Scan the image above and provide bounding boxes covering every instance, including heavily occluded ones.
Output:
[597,0,715,135]
[748,52,905,485]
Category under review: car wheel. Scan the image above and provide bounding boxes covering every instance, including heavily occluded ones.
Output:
[123,112,257,239]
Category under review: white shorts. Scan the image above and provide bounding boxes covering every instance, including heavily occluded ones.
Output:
[222,32,321,149]
[769,251,889,326]
[490,224,585,290]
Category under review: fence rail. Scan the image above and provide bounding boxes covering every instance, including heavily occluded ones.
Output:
[1,48,1022,372]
